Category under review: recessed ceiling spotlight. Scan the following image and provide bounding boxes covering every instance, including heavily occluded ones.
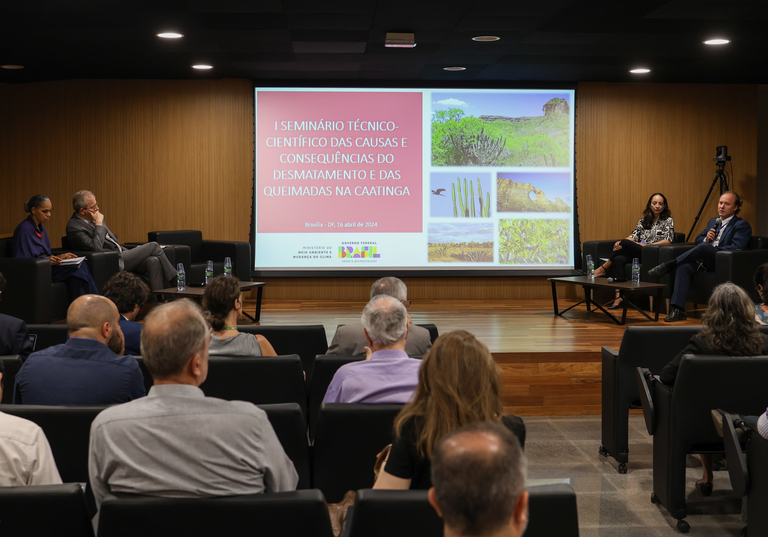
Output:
[157,32,184,39]
[472,36,500,42]
[703,38,730,45]
[192,64,213,70]
[443,66,467,71]
[630,68,651,74]
[1,64,24,69]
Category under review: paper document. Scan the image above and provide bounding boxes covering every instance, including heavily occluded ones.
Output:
[60,256,86,267]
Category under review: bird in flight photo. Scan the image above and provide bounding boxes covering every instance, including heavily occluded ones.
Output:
[431,189,446,196]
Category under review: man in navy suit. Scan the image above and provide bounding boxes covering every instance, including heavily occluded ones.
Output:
[0,272,33,356]
[648,191,752,322]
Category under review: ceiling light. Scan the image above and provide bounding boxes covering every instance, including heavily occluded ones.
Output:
[385,32,416,48]
[630,68,650,74]
[157,32,184,39]
[704,38,730,45]
[192,64,213,70]
[443,66,466,71]
[1,64,24,70]
[472,36,500,42]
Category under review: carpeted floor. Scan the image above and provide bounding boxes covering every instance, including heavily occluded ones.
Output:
[525,414,744,536]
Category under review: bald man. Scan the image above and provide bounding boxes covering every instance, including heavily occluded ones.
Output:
[13,295,145,405]
[429,422,529,537]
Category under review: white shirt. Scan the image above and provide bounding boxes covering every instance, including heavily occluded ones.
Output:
[0,411,62,486]
[712,215,733,247]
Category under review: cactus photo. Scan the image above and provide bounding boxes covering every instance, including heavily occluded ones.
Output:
[428,223,493,263]
[498,219,570,265]
[430,172,491,218]
[431,92,571,168]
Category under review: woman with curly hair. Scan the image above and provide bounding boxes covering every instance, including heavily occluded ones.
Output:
[594,193,674,308]
[659,282,768,495]
[373,330,525,490]
[202,275,276,357]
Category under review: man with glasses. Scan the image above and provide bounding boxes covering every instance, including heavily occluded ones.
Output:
[66,190,176,291]
[326,276,432,357]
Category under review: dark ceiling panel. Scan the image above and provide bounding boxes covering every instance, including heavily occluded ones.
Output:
[292,41,367,54]
[200,13,287,29]
[285,13,374,30]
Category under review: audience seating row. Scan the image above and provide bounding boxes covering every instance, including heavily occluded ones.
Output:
[637,354,768,533]
[600,324,768,473]
[0,482,579,537]
[723,421,768,536]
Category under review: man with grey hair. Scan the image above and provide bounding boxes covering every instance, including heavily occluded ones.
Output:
[66,190,176,291]
[429,421,529,537]
[326,276,432,357]
[323,295,420,403]
[88,299,298,516]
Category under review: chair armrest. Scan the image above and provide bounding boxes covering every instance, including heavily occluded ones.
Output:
[0,257,54,323]
[201,241,251,281]
[582,240,617,267]
[657,243,695,264]
[721,410,749,497]
[60,250,120,293]
[714,249,768,292]
[636,367,655,435]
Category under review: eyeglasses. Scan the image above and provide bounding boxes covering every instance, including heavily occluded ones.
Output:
[401,299,412,307]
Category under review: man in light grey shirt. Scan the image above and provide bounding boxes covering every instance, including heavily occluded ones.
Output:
[88,299,298,515]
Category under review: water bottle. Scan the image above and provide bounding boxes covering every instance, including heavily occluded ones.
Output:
[224,257,232,277]
[176,263,186,291]
[205,260,214,285]
[586,255,595,278]
[632,258,640,285]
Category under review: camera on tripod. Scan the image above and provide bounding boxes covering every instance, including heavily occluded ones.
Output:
[714,145,731,164]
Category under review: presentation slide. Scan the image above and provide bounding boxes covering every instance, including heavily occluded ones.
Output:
[253,87,575,272]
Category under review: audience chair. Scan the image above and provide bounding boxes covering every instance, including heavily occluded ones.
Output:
[657,236,768,306]
[723,420,768,536]
[238,324,328,380]
[201,355,307,417]
[345,484,578,537]
[416,323,439,344]
[312,403,403,503]
[59,236,122,293]
[97,489,334,537]
[0,237,69,323]
[0,355,22,404]
[148,230,251,284]
[0,404,106,483]
[131,356,155,395]
[308,355,364,438]
[26,323,69,351]
[257,403,311,490]
[0,483,94,537]
[636,355,768,533]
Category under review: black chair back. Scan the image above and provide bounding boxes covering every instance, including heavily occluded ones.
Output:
[97,489,334,537]
[201,355,307,416]
[257,403,310,489]
[238,325,328,381]
[0,483,94,537]
[26,323,69,351]
[308,355,364,438]
[0,404,106,483]
[0,354,22,404]
[312,403,403,503]
[416,323,439,344]
[345,484,578,537]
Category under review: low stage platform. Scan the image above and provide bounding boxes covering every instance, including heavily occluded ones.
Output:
[243,297,703,417]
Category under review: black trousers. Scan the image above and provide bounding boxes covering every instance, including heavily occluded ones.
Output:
[603,239,644,279]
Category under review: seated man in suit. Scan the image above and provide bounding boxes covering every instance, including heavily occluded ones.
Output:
[323,295,420,404]
[66,190,176,291]
[327,277,432,357]
[102,271,149,356]
[429,421,529,537]
[648,191,752,322]
[14,295,145,405]
[0,272,33,356]
[0,359,63,486]
[88,299,297,518]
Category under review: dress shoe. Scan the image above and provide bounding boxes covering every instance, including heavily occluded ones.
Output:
[608,298,623,310]
[695,481,713,496]
[664,309,687,322]
[648,263,668,279]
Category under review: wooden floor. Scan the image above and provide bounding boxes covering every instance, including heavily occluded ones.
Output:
[244,296,704,417]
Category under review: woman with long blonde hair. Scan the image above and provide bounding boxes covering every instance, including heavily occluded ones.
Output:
[373,330,525,490]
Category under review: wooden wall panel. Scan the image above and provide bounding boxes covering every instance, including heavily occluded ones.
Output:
[0,80,758,300]
[0,79,254,246]
[577,83,758,245]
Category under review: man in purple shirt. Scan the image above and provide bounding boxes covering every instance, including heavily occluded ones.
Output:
[323,295,420,404]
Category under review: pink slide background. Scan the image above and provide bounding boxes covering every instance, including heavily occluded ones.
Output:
[257,91,422,233]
